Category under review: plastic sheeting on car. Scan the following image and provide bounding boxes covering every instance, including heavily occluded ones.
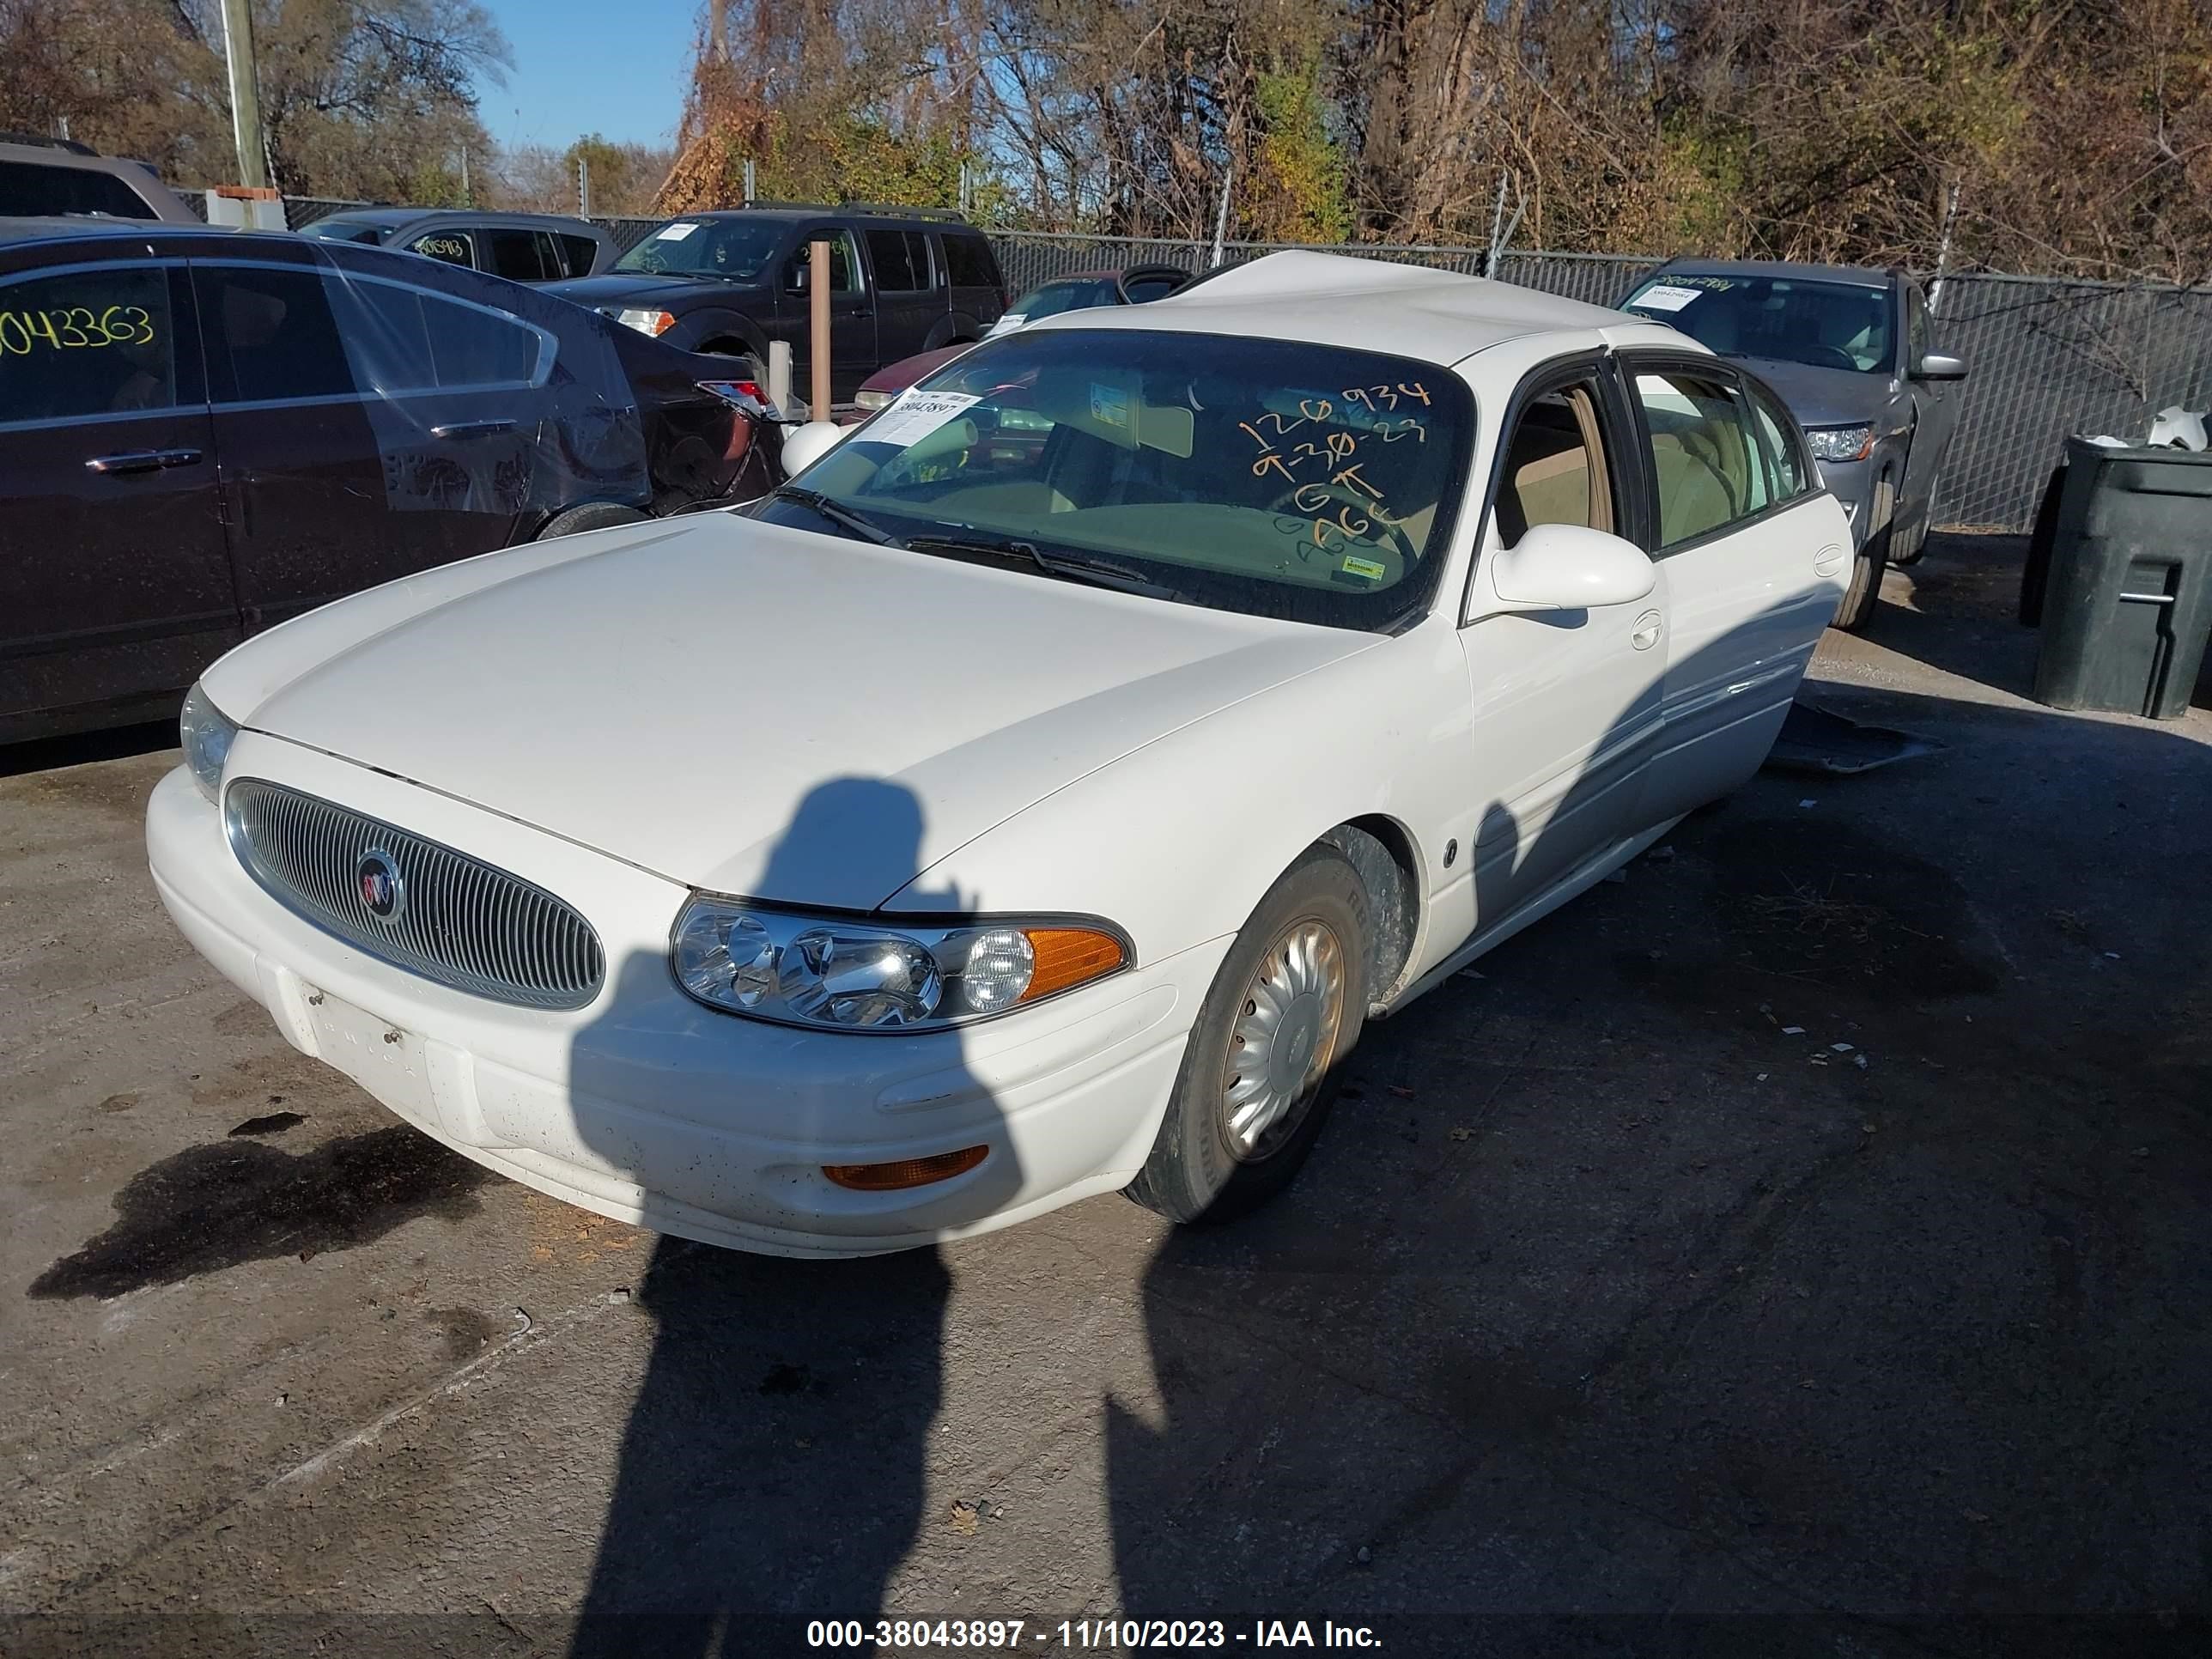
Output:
[307,240,650,520]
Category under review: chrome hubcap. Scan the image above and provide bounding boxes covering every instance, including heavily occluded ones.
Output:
[1223,921,1346,1159]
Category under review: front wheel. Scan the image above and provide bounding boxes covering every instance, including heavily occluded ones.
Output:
[1833,475,1894,633]
[1127,846,1368,1225]
[537,501,651,540]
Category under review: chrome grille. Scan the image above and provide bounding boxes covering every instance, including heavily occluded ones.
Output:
[225,778,605,1011]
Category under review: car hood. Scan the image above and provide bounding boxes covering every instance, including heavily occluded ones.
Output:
[544,272,761,312]
[1728,355,1893,429]
[213,517,1376,908]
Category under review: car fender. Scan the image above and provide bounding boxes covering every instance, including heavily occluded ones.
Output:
[678,308,768,360]
[933,311,987,349]
[884,624,1478,987]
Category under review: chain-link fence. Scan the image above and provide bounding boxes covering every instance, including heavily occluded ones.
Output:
[985,232,2212,531]
[246,200,2212,532]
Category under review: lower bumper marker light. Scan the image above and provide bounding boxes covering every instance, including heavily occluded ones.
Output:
[823,1146,989,1191]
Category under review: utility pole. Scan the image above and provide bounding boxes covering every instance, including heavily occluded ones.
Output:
[577,155,592,217]
[459,145,471,206]
[218,0,270,189]
[1209,161,1234,269]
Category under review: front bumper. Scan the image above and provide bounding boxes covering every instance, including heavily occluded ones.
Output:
[147,738,1221,1257]
[1816,457,1872,544]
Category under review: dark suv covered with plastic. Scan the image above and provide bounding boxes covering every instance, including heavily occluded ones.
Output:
[0,221,777,741]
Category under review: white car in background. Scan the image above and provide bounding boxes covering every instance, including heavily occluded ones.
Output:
[149,252,1850,1258]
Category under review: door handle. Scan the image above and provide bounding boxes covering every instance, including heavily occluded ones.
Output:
[85,447,202,475]
[428,418,517,440]
[1631,610,1662,651]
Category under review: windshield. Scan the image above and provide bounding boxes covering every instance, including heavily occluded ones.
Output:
[1624,274,1893,374]
[617,217,785,280]
[298,218,390,245]
[764,329,1473,631]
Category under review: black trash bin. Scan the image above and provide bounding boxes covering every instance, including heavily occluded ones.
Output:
[2031,435,2212,720]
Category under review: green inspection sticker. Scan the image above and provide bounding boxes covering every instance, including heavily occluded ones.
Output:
[1341,555,1387,580]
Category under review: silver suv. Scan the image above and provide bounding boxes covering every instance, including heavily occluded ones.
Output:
[0,136,197,223]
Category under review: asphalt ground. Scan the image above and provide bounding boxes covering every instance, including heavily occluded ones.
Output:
[3,534,2207,1658]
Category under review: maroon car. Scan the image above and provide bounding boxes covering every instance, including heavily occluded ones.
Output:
[850,262,1195,414]
[0,220,781,742]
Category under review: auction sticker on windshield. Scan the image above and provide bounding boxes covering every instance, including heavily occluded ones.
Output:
[1632,283,1705,313]
[656,222,701,241]
[864,389,981,448]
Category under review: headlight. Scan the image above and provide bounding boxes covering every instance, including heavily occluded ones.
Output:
[616,307,678,337]
[852,388,895,410]
[1804,423,1875,463]
[672,897,1127,1030]
[179,682,239,805]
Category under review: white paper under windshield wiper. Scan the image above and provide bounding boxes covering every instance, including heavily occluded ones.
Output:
[905,531,1188,600]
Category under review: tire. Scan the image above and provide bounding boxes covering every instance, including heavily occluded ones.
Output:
[1892,512,1927,567]
[1127,845,1369,1225]
[538,501,651,540]
[1833,475,1894,633]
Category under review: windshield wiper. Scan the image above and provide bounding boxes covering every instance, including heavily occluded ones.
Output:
[769,485,905,546]
[907,531,1188,600]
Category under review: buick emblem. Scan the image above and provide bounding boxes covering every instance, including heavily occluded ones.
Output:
[356,848,405,922]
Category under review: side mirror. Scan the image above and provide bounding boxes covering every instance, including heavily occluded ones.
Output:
[1914,351,1967,381]
[778,419,849,477]
[1466,522,1656,623]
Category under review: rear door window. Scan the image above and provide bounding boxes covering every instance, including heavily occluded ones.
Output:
[196,264,356,404]
[0,160,159,220]
[1744,384,1813,502]
[866,228,922,293]
[0,264,179,423]
[1632,366,1774,549]
[481,228,553,283]
[333,277,548,391]
[939,231,999,291]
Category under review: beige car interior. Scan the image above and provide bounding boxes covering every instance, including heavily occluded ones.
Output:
[1494,385,1613,546]
[1638,373,1767,546]
[866,368,1452,590]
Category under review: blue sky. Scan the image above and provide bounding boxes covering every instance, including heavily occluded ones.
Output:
[479,0,697,152]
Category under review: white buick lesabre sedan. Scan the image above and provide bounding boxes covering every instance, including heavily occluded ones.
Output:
[149,251,1850,1257]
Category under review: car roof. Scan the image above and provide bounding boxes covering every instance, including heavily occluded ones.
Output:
[0,217,232,246]
[0,141,160,173]
[309,207,605,233]
[1648,257,1895,289]
[1030,249,1675,365]
[678,206,979,230]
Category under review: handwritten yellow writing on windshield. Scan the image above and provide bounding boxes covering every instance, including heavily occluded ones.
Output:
[1240,382,1430,556]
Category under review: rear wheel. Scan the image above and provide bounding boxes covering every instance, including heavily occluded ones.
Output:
[1833,475,1894,633]
[1127,846,1368,1225]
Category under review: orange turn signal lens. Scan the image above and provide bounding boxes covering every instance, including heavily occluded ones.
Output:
[823,1146,990,1192]
[1019,927,1126,1002]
